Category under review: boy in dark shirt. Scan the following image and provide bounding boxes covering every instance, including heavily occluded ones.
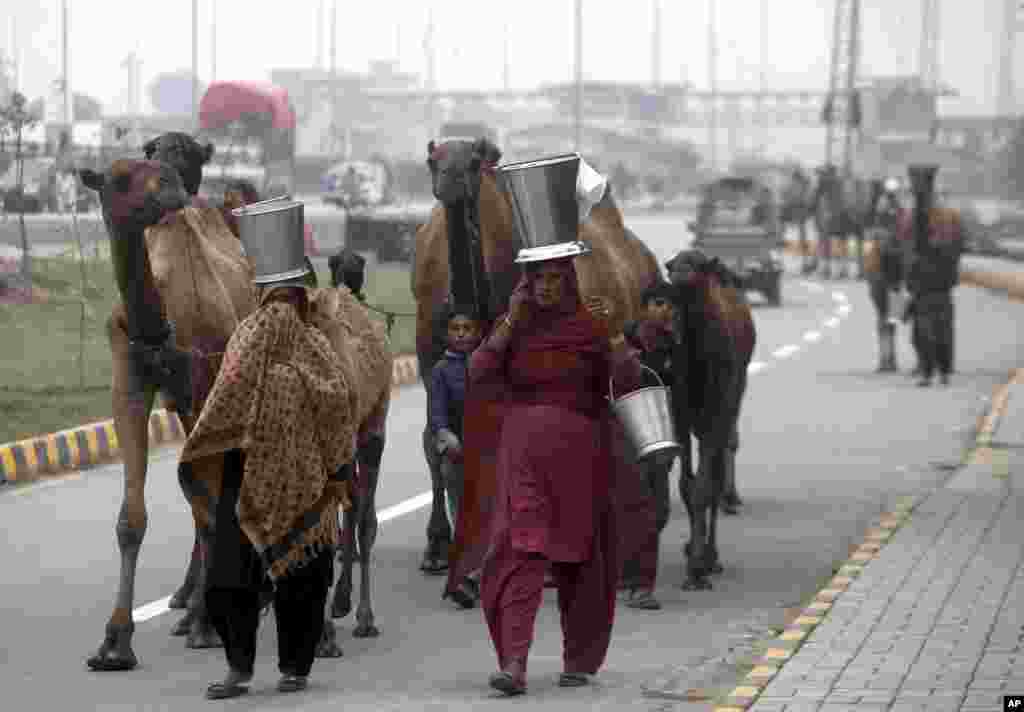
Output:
[618,281,680,610]
[429,306,483,609]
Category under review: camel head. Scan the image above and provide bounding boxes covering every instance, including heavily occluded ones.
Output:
[328,247,366,299]
[426,137,502,206]
[665,249,741,290]
[79,159,190,235]
[142,132,215,197]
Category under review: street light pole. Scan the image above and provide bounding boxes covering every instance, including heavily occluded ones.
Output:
[574,0,583,152]
[62,0,71,126]
[192,0,199,130]
[211,0,217,82]
[330,0,338,157]
[707,0,718,174]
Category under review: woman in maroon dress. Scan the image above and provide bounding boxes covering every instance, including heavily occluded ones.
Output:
[469,256,641,696]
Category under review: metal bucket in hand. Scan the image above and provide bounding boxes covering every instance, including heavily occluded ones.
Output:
[609,365,681,461]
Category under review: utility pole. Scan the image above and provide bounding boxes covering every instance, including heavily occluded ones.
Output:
[192,0,199,130]
[503,23,510,91]
[211,0,217,82]
[62,0,71,127]
[329,0,337,156]
[707,0,718,175]
[997,0,1019,115]
[918,0,940,91]
[316,0,324,70]
[574,0,583,152]
[652,0,661,89]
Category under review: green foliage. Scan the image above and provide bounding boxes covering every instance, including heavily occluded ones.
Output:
[0,255,419,444]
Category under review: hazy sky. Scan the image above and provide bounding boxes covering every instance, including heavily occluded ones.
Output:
[2,0,1015,116]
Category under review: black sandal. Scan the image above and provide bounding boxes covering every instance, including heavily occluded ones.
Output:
[277,674,308,693]
[489,671,526,696]
[558,672,590,687]
[205,682,248,700]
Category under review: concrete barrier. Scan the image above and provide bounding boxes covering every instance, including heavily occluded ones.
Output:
[0,353,421,485]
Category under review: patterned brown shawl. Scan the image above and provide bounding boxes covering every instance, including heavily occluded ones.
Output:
[179,292,357,582]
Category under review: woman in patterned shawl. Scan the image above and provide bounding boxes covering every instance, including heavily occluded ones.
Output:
[179,272,357,700]
[469,256,641,696]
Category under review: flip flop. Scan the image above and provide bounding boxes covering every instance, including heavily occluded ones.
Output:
[626,590,662,610]
[277,674,308,693]
[488,671,526,696]
[558,672,591,687]
[205,682,248,700]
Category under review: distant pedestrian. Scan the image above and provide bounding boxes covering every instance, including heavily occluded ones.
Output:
[896,164,965,387]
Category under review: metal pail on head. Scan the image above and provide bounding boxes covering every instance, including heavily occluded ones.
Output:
[499,153,591,263]
[231,197,310,284]
[609,365,681,461]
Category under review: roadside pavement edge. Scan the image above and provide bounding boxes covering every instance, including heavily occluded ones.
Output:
[0,354,421,486]
[710,366,1024,712]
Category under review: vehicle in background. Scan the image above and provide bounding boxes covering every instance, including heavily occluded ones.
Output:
[197,80,297,202]
[321,159,394,209]
[689,175,785,306]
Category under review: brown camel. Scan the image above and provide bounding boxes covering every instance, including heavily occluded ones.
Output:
[80,157,257,671]
[80,155,393,671]
[410,139,661,587]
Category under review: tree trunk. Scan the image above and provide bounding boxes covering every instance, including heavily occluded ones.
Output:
[15,131,30,277]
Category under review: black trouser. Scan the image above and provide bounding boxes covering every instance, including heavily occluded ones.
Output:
[620,451,673,589]
[205,550,333,677]
[911,293,954,379]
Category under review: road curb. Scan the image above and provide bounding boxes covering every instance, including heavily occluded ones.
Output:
[712,365,1023,712]
[0,354,420,486]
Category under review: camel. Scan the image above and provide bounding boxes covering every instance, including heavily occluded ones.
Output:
[80,156,256,671]
[81,154,393,673]
[665,249,756,590]
[812,165,873,280]
[411,138,661,586]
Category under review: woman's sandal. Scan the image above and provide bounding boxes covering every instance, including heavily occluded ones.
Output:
[443,578,479,610]
[277,674,308,693]
[558,672,591,687]
[625,589,663,610]
[205,682,249,700]
[488,671,526,696]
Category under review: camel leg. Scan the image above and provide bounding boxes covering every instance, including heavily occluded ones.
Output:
[168,532,200,609]
[707,449,725,575]
[421,425,450,574]
[331,504,356,620]
[87,325,156,671]
[317,510,345,658]
[721,424,742,515]
[681,445,713,591]
[353,434,383,638]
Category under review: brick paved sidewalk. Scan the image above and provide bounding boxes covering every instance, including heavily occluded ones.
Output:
[742,383,1024,712]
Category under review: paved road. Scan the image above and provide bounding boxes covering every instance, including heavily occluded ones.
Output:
[2,215,1023,710]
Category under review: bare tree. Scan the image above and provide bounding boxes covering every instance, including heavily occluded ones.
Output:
[0,92,41,276]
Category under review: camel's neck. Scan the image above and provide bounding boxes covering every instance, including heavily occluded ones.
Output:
[106,215,171,344]
[444,198,492,323]
[474,176,520,322]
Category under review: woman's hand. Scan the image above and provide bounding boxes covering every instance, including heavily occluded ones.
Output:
[507,276,532,325]
[586,295,616,333]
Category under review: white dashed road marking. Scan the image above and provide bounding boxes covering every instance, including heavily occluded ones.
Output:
[772,344,801,359]
[748,361,767,375]
[804,330,822,343]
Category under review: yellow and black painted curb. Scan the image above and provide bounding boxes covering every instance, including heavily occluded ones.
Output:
[0,354,421,486]
[712,366,1022,712]
[711,496,920,712]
